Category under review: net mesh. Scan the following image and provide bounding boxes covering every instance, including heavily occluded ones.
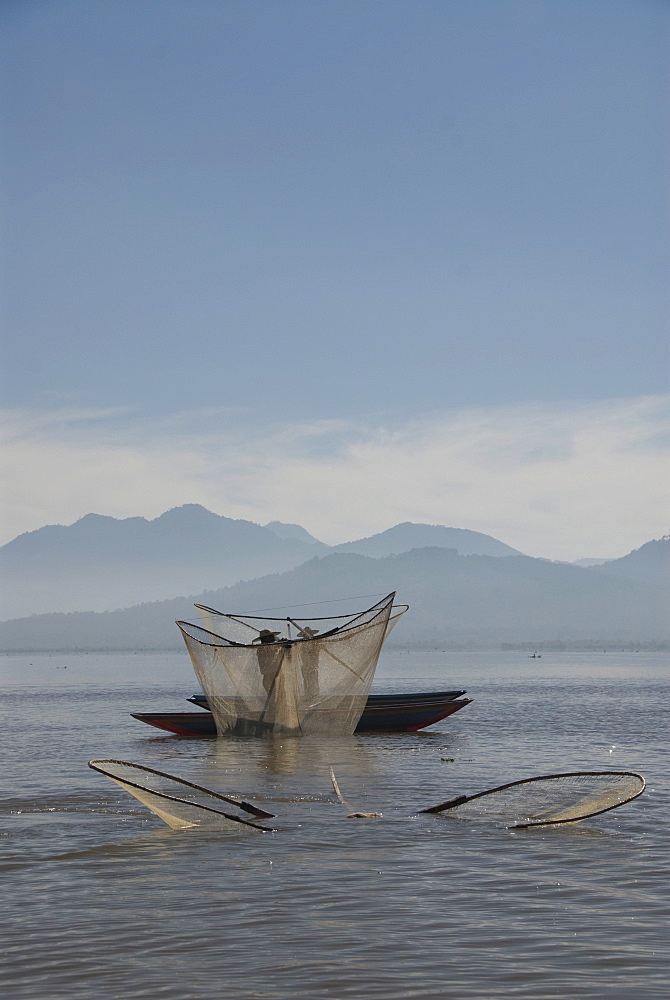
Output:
[88,760,273,831]
[424,771,645,827]
[177,594,403,736]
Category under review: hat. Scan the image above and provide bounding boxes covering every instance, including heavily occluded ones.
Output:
[252,629,282,642]
[299,626,320,638]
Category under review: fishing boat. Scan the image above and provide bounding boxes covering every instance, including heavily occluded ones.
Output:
[177,592,409,736]
[186,690,466,711]
[131,690,472,737]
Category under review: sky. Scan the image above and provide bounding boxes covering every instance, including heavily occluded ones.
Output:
[1,0,668,560]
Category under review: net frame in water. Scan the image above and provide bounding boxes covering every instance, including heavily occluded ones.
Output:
[88,759,276,830]
[419,770,646,828]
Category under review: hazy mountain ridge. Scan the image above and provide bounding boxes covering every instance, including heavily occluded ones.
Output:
[330,522,521,558]
[0,506,522,620]
[0,505,328,619]
[591,538,669,589]
[263,521,322,543]
[0,546,666,652]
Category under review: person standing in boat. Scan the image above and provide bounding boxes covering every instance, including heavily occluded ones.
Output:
[253,628,300,731]
[252,629,283,694]
[294,624,320,702]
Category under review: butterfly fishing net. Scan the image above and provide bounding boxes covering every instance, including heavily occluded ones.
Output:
[421,771,645,827]
[88,760,274,831]
[177,593,404,736]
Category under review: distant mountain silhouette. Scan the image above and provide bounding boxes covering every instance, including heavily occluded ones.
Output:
[592,537,669,589]
[0,546,666,651]
[0,506,522,619]
[332,522,521,558]
[0,505,326,619]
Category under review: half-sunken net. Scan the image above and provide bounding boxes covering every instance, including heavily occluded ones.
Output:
[89,760,273,831]
[423,771,645,827]
[177,594,402,736]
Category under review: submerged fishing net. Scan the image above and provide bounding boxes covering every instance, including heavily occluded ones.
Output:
[88,760,275,831]
[177,593,405,736]
[420,771,646,827]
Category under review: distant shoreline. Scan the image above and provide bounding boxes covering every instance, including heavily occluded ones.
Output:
[1,640,668,655]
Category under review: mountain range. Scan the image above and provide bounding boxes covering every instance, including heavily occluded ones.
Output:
[0,511,667,651]
[0,505,520,620]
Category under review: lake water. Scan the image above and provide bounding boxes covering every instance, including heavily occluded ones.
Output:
[1,648,668,999]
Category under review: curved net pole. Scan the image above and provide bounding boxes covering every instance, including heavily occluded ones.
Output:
[194,607,261,643]
[328,767,382,819]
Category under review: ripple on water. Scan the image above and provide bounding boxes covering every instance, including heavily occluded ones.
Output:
[0,650,668,998]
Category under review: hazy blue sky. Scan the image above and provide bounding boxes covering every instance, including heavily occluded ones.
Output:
[1,0,668,558]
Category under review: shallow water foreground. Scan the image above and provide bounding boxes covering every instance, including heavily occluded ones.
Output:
[1,649,668,999]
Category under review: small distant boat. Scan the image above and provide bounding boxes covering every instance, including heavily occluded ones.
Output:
[132,690,472,737]
[528,652,542,658]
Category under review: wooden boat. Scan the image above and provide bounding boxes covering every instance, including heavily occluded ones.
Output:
[132,690,472,737]
[187,690,466,711]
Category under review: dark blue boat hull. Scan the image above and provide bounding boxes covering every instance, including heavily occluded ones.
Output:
[187,691,466,711]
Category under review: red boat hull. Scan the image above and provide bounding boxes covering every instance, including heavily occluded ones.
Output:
[132,697,472,737]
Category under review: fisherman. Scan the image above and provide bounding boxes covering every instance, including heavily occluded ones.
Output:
[252,629,283,694]
[288,620,320,702]
[298,625,320,701]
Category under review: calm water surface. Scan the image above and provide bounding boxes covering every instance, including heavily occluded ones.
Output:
[1,649,668,999]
